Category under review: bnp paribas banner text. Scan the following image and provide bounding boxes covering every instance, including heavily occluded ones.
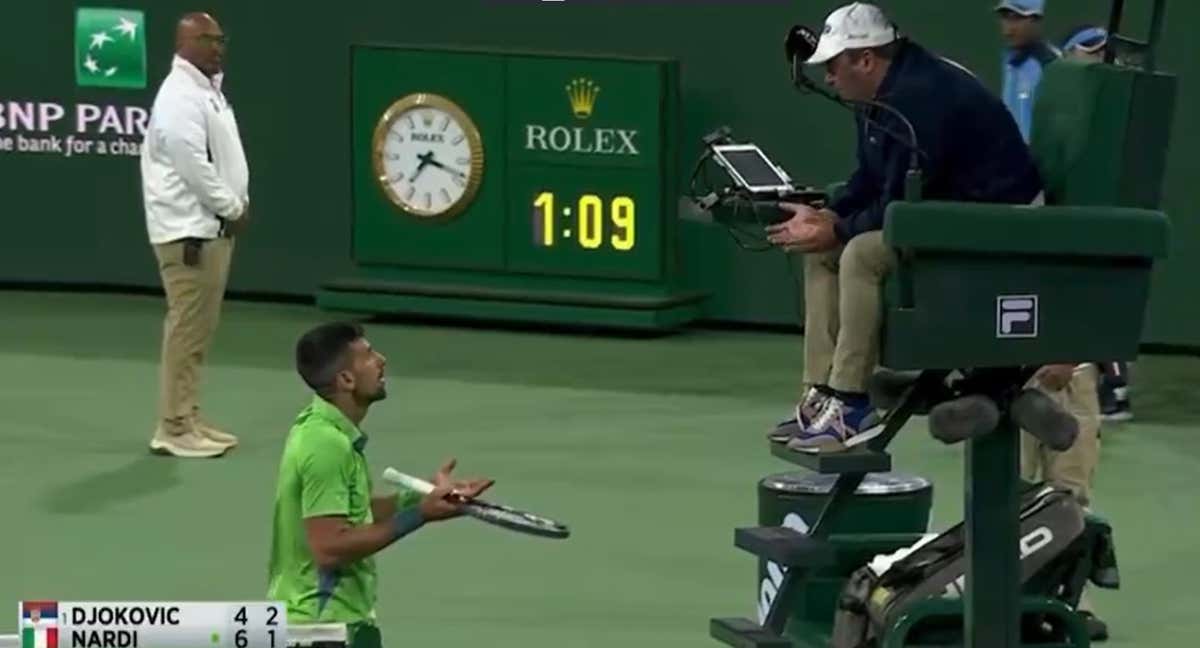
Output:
[1,8,151,159]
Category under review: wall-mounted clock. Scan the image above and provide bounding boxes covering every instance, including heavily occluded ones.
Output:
[371,92,484,220]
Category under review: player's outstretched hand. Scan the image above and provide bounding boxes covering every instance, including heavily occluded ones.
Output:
[419,458,495,522]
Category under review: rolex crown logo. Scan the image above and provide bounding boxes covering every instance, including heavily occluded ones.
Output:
[565,78,600,119]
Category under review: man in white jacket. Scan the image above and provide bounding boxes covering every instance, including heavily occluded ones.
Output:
[140,12,248,458]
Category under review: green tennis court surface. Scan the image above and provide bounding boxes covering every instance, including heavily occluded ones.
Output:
[3,291,1198,647]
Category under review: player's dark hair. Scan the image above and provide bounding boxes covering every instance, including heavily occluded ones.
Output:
[295,321,364,396]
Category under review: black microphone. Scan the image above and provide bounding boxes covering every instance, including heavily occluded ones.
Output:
[1010,388,1080,452]
[784,24,924,199]
[785,25,826,98]
[928,394,1001,445]
[785,25,820,75]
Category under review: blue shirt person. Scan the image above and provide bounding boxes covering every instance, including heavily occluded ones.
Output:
[995,0,1060,142]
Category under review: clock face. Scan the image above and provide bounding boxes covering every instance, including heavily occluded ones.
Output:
[372,93,484,219]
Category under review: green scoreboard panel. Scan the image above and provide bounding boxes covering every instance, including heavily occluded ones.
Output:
[317,45,704,330]
[504,57,663,281]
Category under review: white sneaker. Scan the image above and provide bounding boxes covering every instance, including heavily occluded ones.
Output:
[193,414,239,449]
[149,425,227,458]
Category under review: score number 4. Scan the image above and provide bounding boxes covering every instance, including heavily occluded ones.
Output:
[233,605,279,648]
[534,192,635,251]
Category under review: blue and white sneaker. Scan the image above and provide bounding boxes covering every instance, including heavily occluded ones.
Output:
[786,394,883,453]
[768,386,831,443]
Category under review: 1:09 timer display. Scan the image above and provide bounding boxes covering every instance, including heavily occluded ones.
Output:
[532,191,635,251]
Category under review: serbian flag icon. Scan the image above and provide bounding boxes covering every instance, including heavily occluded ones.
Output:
[20,601,58,648]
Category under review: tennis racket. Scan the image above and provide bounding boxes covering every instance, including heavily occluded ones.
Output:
[382,467,570,540]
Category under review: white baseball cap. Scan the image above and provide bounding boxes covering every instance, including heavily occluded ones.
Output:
[806,3,900,65]
[994,0,1045,17]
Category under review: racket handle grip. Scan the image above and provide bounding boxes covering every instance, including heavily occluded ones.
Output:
[382,467,434,495]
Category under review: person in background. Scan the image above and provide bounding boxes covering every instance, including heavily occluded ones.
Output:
[1019,363,1108,640]
[141,12,249,457]
[995,0,1059,143]
[1061,25,1109,63]
[994,7,1111,641]
[1058,24,1136,423]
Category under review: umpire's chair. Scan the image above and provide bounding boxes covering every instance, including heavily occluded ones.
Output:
[712,54,1174,648]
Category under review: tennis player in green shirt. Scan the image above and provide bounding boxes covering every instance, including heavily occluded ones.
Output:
[267,321,493,647]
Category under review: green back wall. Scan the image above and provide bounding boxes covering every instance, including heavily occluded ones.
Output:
[1,1,1194,345]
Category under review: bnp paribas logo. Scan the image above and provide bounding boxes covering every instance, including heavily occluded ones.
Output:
[74,8,147,89]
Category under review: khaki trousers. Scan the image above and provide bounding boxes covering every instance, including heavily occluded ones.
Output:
[802,231,898,394]
[152,237,234,431]
[1022,364,1102,507]
[1022,364,1102,614]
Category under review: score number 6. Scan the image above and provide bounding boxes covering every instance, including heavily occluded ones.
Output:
[232,605,279,648]
[534,192,635,251]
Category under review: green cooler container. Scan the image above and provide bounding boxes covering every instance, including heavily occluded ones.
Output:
[756,471,934,640]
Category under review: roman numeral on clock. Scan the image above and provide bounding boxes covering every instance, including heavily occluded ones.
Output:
[440,188,451,204]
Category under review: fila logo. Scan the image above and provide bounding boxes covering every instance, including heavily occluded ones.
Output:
[997,295,1038,339]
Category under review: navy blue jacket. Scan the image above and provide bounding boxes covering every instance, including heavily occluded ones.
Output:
[829,40,1043,242]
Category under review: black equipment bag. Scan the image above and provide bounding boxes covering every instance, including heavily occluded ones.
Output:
[831,484,1106,648]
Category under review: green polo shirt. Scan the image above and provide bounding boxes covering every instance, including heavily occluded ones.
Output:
[267,395,379,624]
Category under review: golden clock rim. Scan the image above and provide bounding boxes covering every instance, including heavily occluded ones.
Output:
[370,92,485,221]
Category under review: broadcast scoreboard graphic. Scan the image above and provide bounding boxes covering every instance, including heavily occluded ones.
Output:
[12,602,288,648]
